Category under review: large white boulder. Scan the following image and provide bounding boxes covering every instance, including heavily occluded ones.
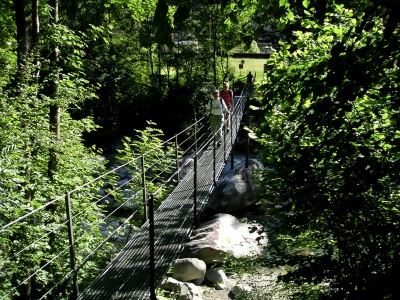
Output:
[181,214,267,264]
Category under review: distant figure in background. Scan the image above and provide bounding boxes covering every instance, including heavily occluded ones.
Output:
[220,82,234,131]
[246,71,254,85]
[205,89,231,147]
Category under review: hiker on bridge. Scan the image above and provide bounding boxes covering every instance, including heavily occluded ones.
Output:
[220,81,234,131]
[246,71,254,84]
[205,89,231,147]
[246,71,254,93]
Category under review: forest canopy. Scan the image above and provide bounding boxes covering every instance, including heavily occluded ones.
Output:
[0,0,399,299]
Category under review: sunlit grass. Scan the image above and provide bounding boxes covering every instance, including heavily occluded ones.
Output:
[160,57,268,83]
[230,58,268,82]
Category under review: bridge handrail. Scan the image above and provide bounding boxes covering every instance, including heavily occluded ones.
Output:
[0,82,253,300]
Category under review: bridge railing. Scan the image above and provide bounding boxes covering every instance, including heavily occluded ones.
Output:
[0,84,252,300]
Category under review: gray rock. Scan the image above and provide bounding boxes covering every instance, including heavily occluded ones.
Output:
[230,284,252,297]
[100,230,109,236]
[161,277,183,291]
[173,258,207,283]
[205,269,227,284]
[177,282,202,300]
[99,224,108,231]
[117,178,130,187]
[109,221,120,228]
[221,156,246,176]
[207,158,264,213]
[118,168,129,179]
[191,275,205,286]
[122,190,134,200]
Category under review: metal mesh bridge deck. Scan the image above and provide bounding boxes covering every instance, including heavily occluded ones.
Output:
[78,94,248,300]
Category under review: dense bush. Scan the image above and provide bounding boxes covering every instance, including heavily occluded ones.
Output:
[255,2,400,299]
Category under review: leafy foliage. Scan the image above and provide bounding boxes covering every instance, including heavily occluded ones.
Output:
[117,121,178,210]
[0,2,114,297]
[255,1,400,298]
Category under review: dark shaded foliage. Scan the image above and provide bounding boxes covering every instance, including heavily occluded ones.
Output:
[256,1,400,299]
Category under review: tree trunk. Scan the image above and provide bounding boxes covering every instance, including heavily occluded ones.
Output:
[157,44,162,89]
[48,0,60,180]
[22,0,39,203]
[14,2,32,298]
[176,35,180,88]
[45,0,60,295]
[14,0,29,71]
[32,0,39,47]
[31,0,40,84]
[149,46,154,76]
[212,5,217,88]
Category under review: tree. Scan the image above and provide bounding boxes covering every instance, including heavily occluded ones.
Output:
[0,1,115,298]
[254,1,400,298]
[13,0,29,71]
[48,0,60,181]
[116,120,177,223]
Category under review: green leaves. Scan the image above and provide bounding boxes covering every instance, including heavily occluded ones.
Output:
[302,0,310,8]
[117,120,177,208]
[287,10,295,21]
[256,1,400,298]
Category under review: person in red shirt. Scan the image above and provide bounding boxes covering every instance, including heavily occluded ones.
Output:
[220,81,234,131]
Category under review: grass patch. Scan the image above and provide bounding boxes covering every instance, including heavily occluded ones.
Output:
[230,58,267,82]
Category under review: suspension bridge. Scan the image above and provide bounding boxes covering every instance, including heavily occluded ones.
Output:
[0,85,253,300]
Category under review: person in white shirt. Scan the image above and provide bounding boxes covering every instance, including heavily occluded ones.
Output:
[205,89,231,147]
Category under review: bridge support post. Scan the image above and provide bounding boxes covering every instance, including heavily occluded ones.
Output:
[65,191,79,299]
[194,121,198,225]
[175,135,180,183]
[223,123,227,163]
[246,95,250,169]
[149,193,157,300]
[213,136,217,186]
[141,154,148,223]
[230,112,234,170]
